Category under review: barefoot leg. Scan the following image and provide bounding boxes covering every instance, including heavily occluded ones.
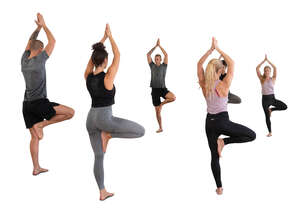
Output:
[100,188,114,201]
[155,106,163,133]
[217,138,225,157]
[101,131,112,153]
[29,128,48,175]
[216,187,223,195]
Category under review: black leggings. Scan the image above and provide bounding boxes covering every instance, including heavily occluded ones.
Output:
[205,112,256,188]
[262,94,287,133]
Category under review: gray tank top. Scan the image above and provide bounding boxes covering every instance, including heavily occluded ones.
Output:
[261,78,274,95]
[205,80,228,114]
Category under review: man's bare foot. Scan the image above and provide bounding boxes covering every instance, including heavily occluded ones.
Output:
[101,131,111,153]
[32,168,48,176]
[216,187,223,195]
[156,128,163,133]
[269,108,272,117]
[33,123,44,139]
[217,138,225,157]
[267,133,272,137]
[100,189,114,201]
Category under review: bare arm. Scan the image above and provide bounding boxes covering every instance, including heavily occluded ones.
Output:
[256,56,266,82]
[266,57,277,82]
[25,25,42,51]
[105,24,120,90]
[214,38,234,95]
[84,35,107,80]
[147,42,157,64]
[35,13,56,57]
[197,48,214,88]
[157,39,168,64]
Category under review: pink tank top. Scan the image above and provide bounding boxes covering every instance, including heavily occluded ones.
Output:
[262,78,274,95]
[205,80,228,114]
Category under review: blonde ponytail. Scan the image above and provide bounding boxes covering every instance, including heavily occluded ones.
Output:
[204,59,223,98]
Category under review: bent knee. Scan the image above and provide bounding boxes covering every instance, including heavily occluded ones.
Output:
[136,126,145,137]
[171,96,176,102]
[67,108,75,119]
[249,131,256,141]
[283,105,288,110]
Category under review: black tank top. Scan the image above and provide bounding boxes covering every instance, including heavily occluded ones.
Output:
[86,72,115,107]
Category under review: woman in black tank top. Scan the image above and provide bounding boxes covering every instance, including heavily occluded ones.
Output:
[85,24,145,201]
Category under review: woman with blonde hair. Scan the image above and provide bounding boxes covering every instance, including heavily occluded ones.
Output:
[256,55,287,137]
[197,38,256,195]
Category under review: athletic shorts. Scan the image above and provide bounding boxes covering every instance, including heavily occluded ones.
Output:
[22,98,60,128]
[151,88,169,107]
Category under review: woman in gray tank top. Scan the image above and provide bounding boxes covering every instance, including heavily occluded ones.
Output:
[197,38,256,195]
[256,55,287,137]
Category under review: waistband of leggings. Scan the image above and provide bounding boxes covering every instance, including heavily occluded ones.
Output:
[206,111,229,119]
[262,94,275,98]
[90,105,112,111]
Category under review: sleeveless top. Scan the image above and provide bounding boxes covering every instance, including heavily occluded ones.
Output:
[205,80,228,114]
[86,72,115,107]
[261,78,274,95]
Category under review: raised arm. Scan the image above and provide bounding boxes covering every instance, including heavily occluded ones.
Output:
[105,24,120,90]
[157,39,168,64]
[35,13,56,57]
[84,33,107,80]
[214,38,234,91]
[147,40,158,64]
[25,22,42,51]
[266,56,277,82]
[256,55,267,82]
[197,39,214,88]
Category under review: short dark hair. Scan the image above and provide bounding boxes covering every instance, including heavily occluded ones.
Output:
[221,59,227,67]
[91,42,108,67]
[30,40,43,50]
[155,54,161,59]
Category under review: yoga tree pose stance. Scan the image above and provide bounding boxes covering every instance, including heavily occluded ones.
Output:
[256,54,287,137]
[147,39,176,133]
[85,24,145,201]
[197,37,256,195]
[21,13,74,176]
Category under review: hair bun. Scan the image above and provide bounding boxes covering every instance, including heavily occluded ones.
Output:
[92,42,105,51]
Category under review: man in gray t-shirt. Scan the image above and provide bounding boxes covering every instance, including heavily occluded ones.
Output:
[147,38,176,133]
[21,50,49,101]
[21,13,74,176]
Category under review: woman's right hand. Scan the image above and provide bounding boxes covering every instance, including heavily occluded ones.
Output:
[213,37,219,51]
[105,24,112,38]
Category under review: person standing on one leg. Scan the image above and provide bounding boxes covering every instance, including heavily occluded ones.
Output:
[85,24,145,201]
[21,13,74,176]
[256,54,287,137]
[197,37,256,195]
[147,39,176,133]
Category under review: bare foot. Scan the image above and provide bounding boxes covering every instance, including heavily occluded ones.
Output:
[269,108,272,117]
[216,187,223,195]
[217,138,225,157]
[101,131,111,153]
[33,123,44,140]
[100,189,114,201]
[267,133,272,137]
[156,128,163,133]
[32,168,48,176]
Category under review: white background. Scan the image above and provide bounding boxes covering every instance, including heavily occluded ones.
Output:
[0,0,299,218]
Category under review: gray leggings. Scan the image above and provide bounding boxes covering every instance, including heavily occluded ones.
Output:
[86,106,145,190]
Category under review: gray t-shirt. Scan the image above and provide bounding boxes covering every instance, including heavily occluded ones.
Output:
[21,50,49,101]
[149,61,167,88]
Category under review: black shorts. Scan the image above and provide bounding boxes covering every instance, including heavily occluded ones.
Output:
[151,88,169,106]
[22,98,60,129]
